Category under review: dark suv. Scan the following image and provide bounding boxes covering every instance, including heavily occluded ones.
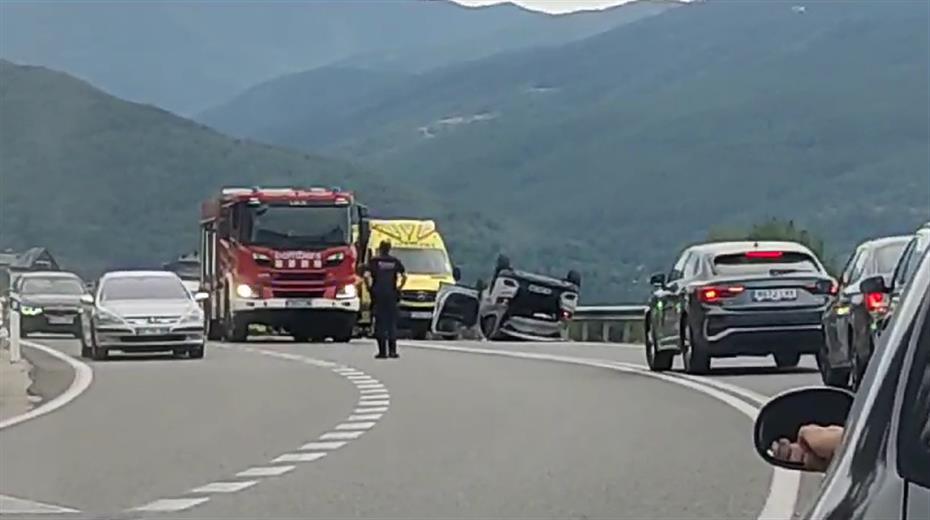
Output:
[819,235,909,388]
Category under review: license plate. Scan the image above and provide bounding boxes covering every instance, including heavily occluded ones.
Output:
[409,311,433,319]
[527,284,552,295]
[138,327,169,335]
[47,315,74,325]
[285,299,314,308]
[752,288,798,302]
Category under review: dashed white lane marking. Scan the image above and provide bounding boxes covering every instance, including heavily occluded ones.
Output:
[348,413,383,421]
[272,452,328,463]
[129,344,391,515]
[300,441,348,451]
[191,481,258,493]
[335,421,377,430]
[320,430,366,440]
[236,465,295,477]
[355,406,389,413]
[358,399,390,406]
[134,497,210,512]
[406,341,797,520]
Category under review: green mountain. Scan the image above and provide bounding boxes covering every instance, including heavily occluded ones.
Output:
[0,60,532,284]
[201,0,930,300]
[0,0,675,115]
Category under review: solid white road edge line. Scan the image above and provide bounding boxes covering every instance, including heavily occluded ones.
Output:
[404,341,799,520]
[0,340,94,430]
[133,497,210,512]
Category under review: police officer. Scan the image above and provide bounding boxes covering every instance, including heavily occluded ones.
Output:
[364,240,407,359]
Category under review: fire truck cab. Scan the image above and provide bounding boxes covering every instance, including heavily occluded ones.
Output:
[200,186,369,343]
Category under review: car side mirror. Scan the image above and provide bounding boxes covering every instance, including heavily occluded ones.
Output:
[649,273,666,287]
[753,386,854,471]
[80,294,94,305]
[860,275,889,294]
[452,266,462,282]
[194,292,209,302]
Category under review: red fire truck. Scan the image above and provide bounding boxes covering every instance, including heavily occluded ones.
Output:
[199,187,369,342]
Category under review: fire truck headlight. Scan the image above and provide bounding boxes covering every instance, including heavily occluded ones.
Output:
[236,284,255,299]
[337,284,357,299]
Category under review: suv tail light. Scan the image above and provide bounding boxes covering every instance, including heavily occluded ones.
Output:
[865,292,888,313]
[698,285,745,304]
[560,310,573,321]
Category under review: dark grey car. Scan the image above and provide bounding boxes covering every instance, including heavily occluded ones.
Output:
[14,271,86,337]
[819,235,910,389]
[753,247,930,519]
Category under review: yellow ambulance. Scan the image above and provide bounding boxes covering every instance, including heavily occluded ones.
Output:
[357,219,459,339]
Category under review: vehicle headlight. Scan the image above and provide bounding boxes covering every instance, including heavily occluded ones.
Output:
[326,252,345,266]
[337,284,357,299]
[236,284,255,298]
[178,307,205,327]
[20,305,43,316]
[95,308,126,327]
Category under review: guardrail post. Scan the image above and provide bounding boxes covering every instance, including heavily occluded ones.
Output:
[601,322,611,343]
[580,321,589,342]
[8,296,21,363]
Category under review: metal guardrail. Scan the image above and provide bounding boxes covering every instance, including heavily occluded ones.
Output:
[567,304,647,344]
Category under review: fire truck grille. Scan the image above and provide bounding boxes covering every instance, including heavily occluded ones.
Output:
[271,271,326,282]
[273,289,326,299]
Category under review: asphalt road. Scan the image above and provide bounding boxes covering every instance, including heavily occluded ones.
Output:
[0,336,822,519]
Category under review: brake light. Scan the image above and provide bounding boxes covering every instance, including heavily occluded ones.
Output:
[560,310,573,321]
[865,292,887,313]
[699,285,744,303]
[745,251,784,259]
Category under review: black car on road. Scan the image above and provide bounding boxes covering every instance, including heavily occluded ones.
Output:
[14,271,87,337]
[753,246,930,519]
[819,235,909,388]
[645,241,835,374]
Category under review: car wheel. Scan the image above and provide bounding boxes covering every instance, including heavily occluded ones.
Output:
[332,335,351,343]
[224,315,248,343]
[90,331,108,361]
[480,315,497,341]
[189,345,204,359]
[774,352,801,369]
[681,320,710,374]
[292,332,310,343]
[80,327,92,358]
[207,319,223,341]
[817,347,850,387]
[645,321,673,372]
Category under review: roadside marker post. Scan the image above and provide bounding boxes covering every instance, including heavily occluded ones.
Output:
[8,295,21,363]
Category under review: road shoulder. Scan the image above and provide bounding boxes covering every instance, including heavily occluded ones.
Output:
[0,348,34,422]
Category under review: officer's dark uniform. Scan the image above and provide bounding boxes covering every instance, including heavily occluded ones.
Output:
[367,253,406,358]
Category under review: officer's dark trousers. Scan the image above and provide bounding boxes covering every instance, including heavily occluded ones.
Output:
[373,300,398,356]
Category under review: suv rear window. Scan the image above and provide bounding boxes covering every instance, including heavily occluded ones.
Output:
[712,251,820,276]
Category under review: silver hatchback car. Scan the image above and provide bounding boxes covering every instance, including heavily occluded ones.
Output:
[80,271,208,360]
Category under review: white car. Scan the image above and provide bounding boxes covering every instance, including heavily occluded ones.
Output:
[79,271,208,360]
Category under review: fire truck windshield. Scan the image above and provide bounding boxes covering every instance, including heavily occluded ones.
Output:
[244,204,351,249]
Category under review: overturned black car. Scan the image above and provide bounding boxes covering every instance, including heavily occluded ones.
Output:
[430,256,580,341]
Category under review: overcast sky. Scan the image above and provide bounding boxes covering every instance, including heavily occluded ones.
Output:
[452,0,687,15]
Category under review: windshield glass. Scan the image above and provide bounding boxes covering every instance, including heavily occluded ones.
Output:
[712,251,820,276]
[874,242,907,274]
[101,276,189,301]
[897,232,930,288]
[391,248,452,275]
[244,204,350,249]
[21,277,84,295]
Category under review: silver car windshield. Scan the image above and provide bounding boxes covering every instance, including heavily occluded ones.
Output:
[21,277,84,295]
[101,276,189,301]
